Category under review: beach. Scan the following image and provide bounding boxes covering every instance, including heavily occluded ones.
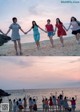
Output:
[0,109,79,112]
[0,36,80,56]
[13,110,80,112]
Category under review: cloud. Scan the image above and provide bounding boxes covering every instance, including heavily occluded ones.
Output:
[0,0,80,32]
[64,81,80,87]
[0,57,33,68]
[0,57,80,89]
[28,4,39,16]
[69,58,80,63]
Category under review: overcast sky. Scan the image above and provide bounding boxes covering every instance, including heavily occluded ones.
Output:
[0,57,80,90]
[0,0,80,33]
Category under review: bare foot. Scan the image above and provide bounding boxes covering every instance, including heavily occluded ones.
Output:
[20,52,23,56]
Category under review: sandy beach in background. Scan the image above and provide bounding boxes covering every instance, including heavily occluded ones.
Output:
[0,36,80,56]
[1,110,79,112]
[21,110,79,112]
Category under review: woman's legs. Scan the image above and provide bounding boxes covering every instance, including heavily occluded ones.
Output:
[76,33,80,44]
[13,41,18,55]
[76,34,79,41]
[49,37,54,48]
[78,33,80,39]
[17,40,22,55]
[49,106,51,111]
[34,34,40,50]
[24,107,26,112]
[36,41,40,50]
[59,36,64,47]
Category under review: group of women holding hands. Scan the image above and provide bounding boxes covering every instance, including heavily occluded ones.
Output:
[0,16,80,55]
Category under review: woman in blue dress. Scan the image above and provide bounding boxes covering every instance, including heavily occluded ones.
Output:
[26,21,46,50]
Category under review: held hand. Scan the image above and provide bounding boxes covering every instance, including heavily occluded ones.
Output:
[42,29,47,33]
[66,29,68,31]
[54,32,56,35]
[3,34,7,36]
[54,30,56,33]
[24,32,27,34]
[5,33,7,36]
[45,31,47,33]
[44,30,47,33]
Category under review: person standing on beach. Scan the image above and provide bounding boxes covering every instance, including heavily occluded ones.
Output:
[42,98,45,112]
[44,98,49,112]
[57,94,64,111]
[6,17,25,55]
[49,96,53,111]
[63,96,69,111]
[52,95,57,111]
[25,21,46,50]
[9,99,12,112]
[29,97,33,112]
[33,98,37,112]
[67,17,80,44]
[13,99,17,112]
[55,18,67,47]
[23,97,27,112]
[70,96,77,112]
[18,98,23,112]
[45,19,55,48]
[16,101,19,112]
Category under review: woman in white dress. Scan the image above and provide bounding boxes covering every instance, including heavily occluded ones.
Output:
[67,17,80,44]
[6,17,25,55]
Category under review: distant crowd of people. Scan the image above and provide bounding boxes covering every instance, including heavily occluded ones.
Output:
[0,16,80,55]
[8,97,37,112]
[42,92,77,112]
[5,91,77,112]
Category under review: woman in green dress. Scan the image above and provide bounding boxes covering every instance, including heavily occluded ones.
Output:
[25,21,46,50]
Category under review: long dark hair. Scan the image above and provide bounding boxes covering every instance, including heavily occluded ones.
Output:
[71,17,77,22]
[56,18,63,24]
[32,21,38,28]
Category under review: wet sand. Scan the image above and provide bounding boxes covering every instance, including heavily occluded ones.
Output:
[0,36,80,56]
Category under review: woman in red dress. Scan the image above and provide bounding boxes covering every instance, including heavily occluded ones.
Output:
[49,97,53,111]
[55,18,67,47]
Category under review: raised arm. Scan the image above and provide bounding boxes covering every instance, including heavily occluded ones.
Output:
[55,91,57,98]
[75,95,77,100]
[62,90,64,97]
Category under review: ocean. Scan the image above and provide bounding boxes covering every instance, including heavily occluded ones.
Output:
[5,28,73,45]
[2,88,80,110]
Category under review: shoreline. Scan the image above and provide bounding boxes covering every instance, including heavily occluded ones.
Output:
[0,36,80,56]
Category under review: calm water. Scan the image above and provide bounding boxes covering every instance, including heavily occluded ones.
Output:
[2,88,80,110]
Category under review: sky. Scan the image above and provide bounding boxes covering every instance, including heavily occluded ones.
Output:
[0,0,80,33]
[0,57,80,90]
